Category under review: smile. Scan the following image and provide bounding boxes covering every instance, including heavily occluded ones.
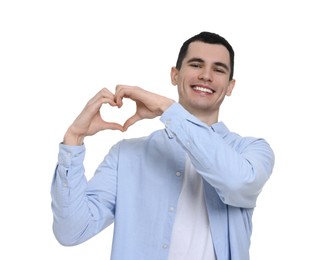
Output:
[192,85,215,94]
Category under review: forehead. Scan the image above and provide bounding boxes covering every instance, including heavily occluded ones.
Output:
[185,41,230,64]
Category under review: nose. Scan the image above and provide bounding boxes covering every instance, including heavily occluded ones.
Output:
[198,67,212,82]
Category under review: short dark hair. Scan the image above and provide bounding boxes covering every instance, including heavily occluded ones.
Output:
[175,31,235,80]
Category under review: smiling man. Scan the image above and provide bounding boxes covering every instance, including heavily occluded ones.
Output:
[172,40,235,125]
[51,31,275,260]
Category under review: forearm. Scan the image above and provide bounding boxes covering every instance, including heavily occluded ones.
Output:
[51,144,90,244]
[51,144,116,246]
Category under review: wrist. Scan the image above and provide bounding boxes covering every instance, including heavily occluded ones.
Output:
[160,99,175,113]
[63,128,85,146]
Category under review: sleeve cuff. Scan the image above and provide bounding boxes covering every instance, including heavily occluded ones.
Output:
[58,143,86,168]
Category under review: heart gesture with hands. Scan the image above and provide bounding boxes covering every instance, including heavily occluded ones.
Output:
[63,86,174,146]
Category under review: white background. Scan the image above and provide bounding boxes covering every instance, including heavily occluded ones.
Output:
[1,0,328,259]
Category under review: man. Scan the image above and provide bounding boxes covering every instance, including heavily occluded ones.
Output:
[51,31,275,260]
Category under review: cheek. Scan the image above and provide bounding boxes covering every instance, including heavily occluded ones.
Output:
[177,85,185,97]
[176,76,187,90]
[214,86,229,99]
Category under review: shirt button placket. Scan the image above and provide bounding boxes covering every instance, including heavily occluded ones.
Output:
[162,171,181,252]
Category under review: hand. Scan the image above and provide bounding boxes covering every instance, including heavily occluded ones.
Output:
[64,88,124,145]
[115,85,174,131]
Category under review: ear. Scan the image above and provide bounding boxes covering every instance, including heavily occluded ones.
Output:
[226,79,236,96]
[170,67,179,86]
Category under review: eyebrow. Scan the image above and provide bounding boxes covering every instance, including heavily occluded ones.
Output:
[187,57,230,72]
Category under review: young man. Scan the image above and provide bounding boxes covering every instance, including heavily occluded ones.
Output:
[51,31,275,260]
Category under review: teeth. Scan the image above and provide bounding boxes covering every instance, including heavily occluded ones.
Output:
[193,86,213,93]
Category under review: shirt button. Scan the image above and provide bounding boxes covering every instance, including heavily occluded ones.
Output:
[175,171,181,177]
[162,244,168,249]
[169,207,175,212]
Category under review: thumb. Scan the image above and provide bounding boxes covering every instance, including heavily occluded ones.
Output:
[101,121,124,132]
[123,114,141,131]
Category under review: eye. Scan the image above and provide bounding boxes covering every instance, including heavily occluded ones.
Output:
[214,67,227,74]
[189,63,202,68]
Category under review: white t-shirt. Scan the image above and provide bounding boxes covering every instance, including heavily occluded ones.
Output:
[168,157,216,260]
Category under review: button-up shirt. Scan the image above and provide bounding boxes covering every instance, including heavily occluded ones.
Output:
[51,102,275,260]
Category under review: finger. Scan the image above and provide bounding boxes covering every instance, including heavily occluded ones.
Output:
[114,85,128,108]
[89,88,116,107]
[101,97,118,107]
[115,85,139,108]
[123,114,141,132]
[89,87,111,102]
[85,97,117,119]
[91,94,118,111]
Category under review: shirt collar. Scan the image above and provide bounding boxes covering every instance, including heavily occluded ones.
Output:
[211,121,230,137]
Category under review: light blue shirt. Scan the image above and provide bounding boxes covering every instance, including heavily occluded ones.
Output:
[51,102,275,260]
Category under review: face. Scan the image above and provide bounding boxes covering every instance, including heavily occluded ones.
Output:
[171,41,235,124]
